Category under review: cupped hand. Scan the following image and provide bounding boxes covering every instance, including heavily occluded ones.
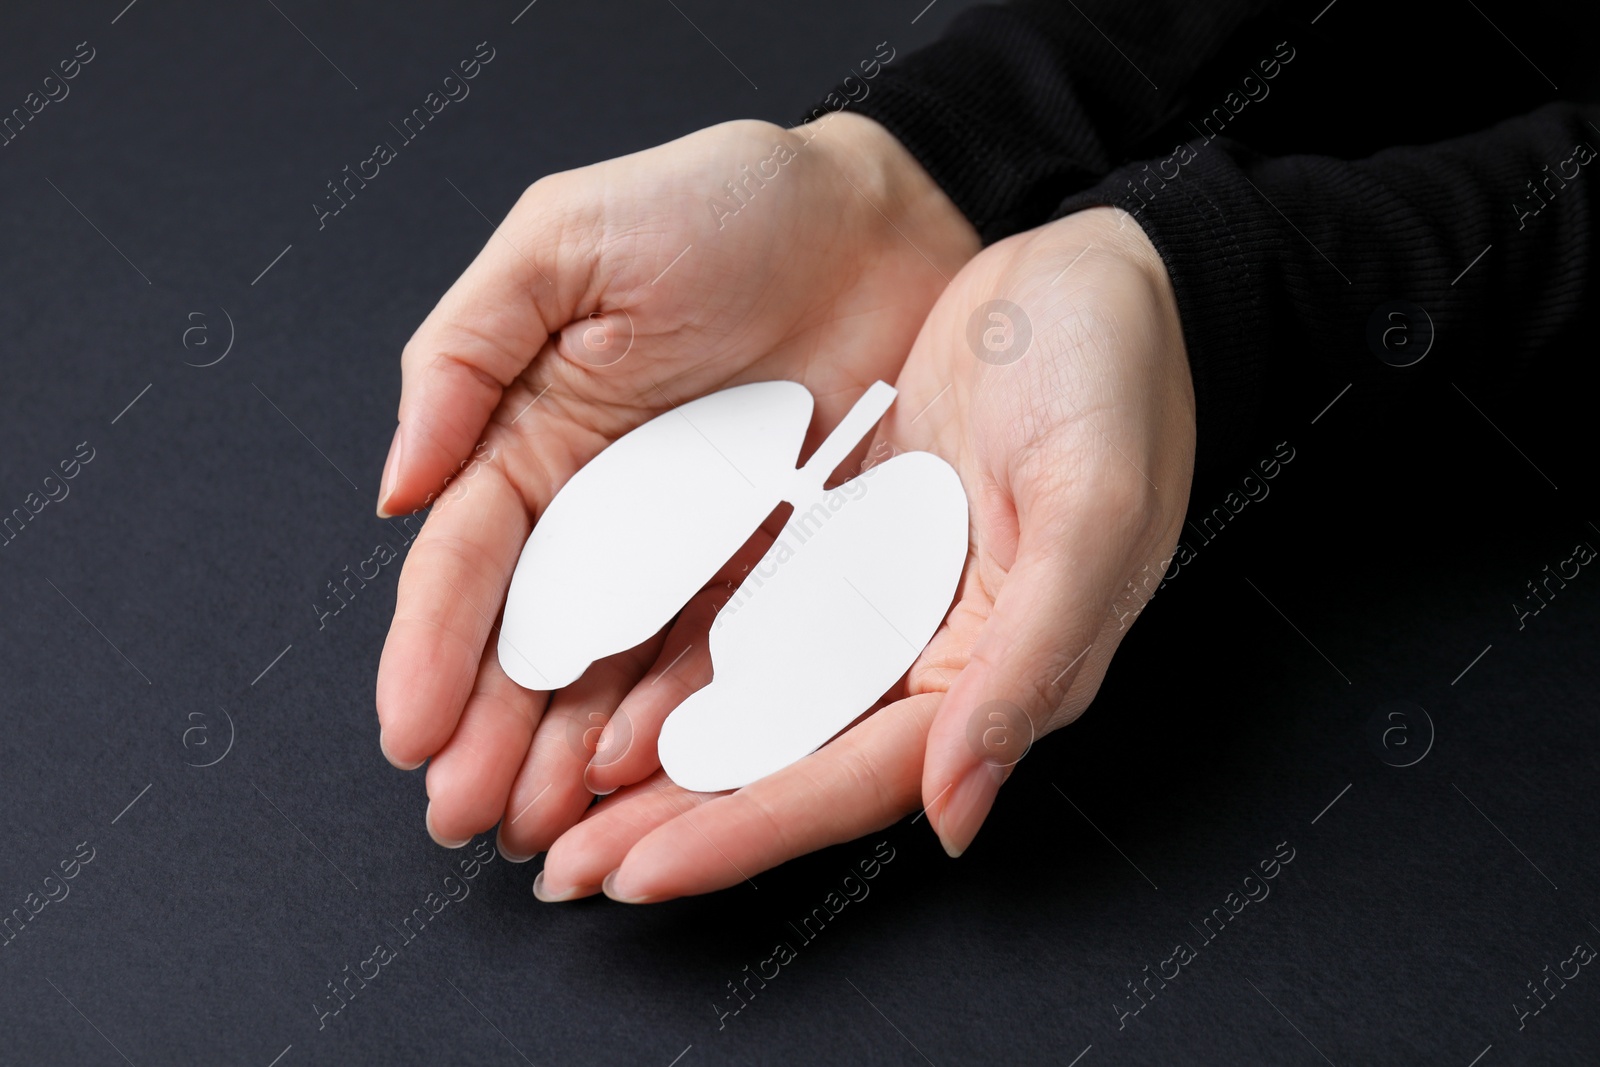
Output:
[374,114,979,858]
[537,206,1196,902]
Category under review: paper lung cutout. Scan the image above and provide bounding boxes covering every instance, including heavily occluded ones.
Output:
[498,380,967,791]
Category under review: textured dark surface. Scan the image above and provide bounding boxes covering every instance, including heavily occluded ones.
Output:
[2,2,1598,1065]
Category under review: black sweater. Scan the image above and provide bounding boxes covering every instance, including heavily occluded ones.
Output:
[817,1,1600,480]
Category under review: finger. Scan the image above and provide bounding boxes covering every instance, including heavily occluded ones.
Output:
[423,640,546,846]
[535,771,715,902]
[583,590,717,795]
[923,491,1145,858]
[379,181,590,518]
[602,693,940,903]
[496,635,663,864]
[376,462,530,768]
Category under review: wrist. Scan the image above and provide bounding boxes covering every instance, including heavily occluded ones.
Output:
[1054,207,1182,341]
[1074,207,1169,288]
[801,111,981,271]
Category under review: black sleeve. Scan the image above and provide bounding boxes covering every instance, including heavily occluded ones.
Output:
[1054,102,1600,474]
[810,0,1282,243]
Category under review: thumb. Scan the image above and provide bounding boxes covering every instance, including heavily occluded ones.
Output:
[378,180,588,517]
[922,506,1131,857]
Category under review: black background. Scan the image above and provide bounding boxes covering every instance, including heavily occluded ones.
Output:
[2,2,1598,1065]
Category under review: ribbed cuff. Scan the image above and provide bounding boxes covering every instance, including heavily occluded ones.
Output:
[805,6,1110,244]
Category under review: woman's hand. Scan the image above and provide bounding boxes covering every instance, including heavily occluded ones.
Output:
[374,114,980,858]
[534,206,1196,901]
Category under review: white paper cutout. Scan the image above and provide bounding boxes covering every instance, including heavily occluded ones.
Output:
[498,380,968,792]
[498,380,815,690]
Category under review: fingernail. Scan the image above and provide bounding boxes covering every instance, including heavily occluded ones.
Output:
[590,710,633,768]
[496,827,536,864]
[425,804,470,849]
[934,762,1008,858]
[601,868,653,904]
[376,424,403,518]
[582,763,618,796]
[532,870,593,903]
[379,731,424,771]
